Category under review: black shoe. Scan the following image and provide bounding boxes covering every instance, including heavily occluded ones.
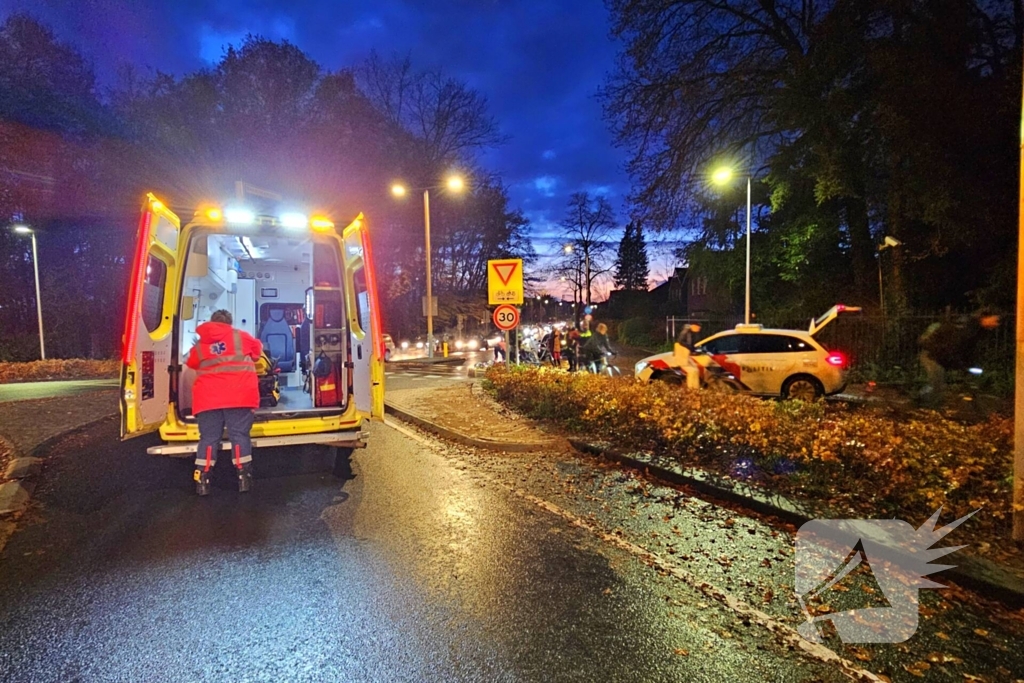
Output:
[194,468,211,496]
[238,464,253,493]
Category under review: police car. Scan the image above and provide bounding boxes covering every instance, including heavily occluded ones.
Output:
[634,306,858,400]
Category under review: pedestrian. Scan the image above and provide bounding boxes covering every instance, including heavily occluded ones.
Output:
[566,326,582,372]
[550,327,563,367]
[494,335,507,363]
[185,309,263,496]
[917,310,1000,405]
[673,323,702,390]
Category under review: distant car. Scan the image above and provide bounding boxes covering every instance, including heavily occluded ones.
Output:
[382,334,396,362]
[634,306,858,400]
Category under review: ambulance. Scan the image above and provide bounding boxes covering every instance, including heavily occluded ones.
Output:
[120,190,385,460]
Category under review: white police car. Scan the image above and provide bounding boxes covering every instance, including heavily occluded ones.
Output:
[634,306,857,400]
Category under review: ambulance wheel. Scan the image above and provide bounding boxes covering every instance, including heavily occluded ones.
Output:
[332,447,355,479]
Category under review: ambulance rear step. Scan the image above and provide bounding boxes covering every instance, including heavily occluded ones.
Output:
[147,429,368,456]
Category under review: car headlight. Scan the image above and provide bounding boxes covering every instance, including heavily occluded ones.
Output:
[415,341,424,349]
[455,340,464,349]
[468,339,479,350]
[634,361,649,375]
[400,341,409,349]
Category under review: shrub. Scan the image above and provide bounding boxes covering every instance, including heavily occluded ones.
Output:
[485,365,1014,534]
[616,317,658,348]
[0,359,120,384]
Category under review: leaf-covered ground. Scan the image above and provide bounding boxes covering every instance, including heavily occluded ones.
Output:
[484,365,1019,563]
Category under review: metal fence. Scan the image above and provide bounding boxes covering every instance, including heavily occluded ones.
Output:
[667,314,1015,379]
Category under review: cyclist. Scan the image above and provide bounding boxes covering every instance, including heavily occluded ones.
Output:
[582,322,614,373]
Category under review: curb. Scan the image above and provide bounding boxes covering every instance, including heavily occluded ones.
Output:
[568,439,1024,610]
[384,401,554,453]
[389,356,466,367]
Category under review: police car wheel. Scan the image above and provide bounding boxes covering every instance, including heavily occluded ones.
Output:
[783,376,823,401]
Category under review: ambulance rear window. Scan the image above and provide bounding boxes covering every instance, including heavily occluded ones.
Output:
[141,255,166,333]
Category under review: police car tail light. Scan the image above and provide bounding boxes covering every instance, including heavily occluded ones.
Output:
[826,352,847,367]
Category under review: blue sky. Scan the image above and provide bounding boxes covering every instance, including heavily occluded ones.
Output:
[1,0,681,292]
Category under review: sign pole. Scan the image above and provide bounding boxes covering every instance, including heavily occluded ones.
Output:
[504,330,510,364]
[424,189,434,359]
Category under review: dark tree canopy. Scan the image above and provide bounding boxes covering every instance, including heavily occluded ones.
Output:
[613,222,650,291]
[604,0,1023,315]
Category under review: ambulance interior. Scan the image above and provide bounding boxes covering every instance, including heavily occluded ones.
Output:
[177,232,347,418]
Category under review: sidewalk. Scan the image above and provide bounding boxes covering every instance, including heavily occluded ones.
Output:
[385,383,561,452]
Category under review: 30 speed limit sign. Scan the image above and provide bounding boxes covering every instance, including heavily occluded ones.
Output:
[492,304,520,331]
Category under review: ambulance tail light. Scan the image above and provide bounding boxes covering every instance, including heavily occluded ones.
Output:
[360,224,385,360]
[122,209,154,363]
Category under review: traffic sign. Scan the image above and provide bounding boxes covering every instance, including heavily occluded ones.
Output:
[488,259,523,305]
[492,304,520,331]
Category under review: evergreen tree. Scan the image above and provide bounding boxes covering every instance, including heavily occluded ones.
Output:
[613,222,650,291]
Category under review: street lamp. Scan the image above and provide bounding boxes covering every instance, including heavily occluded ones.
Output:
[712,165,752,325]
[877,236,902,317]
[12,225,45,359]
[391,175,466,358]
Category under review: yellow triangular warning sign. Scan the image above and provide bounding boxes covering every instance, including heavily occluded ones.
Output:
[493,261,518,286]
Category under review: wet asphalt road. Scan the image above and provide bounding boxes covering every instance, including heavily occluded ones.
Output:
[1,412,1022,682]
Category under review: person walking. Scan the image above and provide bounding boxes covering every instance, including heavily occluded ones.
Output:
[917,311,1000,406]
[185,309,263,496]
[674,323,702,390]
[550,327,563,367]
[566,326,582,372]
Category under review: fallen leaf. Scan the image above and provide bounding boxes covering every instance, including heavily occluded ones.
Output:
[903,661,931,677]
[673,648,689,656]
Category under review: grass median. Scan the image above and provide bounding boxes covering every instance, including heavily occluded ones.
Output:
[483,365,1015,545]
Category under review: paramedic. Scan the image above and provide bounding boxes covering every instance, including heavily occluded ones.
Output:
[185,309,263,496]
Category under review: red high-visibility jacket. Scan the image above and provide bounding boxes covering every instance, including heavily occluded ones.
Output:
[185,322,263,414]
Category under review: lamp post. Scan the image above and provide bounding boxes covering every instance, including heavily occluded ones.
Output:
[712,166,752,325]
[877,236,902,317]
[392,175,465,358]
[12,225,45,359]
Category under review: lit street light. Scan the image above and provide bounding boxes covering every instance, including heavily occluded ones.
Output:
[712,165,752,325]
[391,175,466,358]
[11,224,45,359]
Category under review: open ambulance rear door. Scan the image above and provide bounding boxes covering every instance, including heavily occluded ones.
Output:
[120,194,180,439]
[342,215,385,421]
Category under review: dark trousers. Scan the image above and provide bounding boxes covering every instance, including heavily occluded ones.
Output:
[195,408,255,471]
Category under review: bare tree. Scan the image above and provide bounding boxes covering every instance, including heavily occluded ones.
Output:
[560,192,616,305]
[358,52,506,168]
